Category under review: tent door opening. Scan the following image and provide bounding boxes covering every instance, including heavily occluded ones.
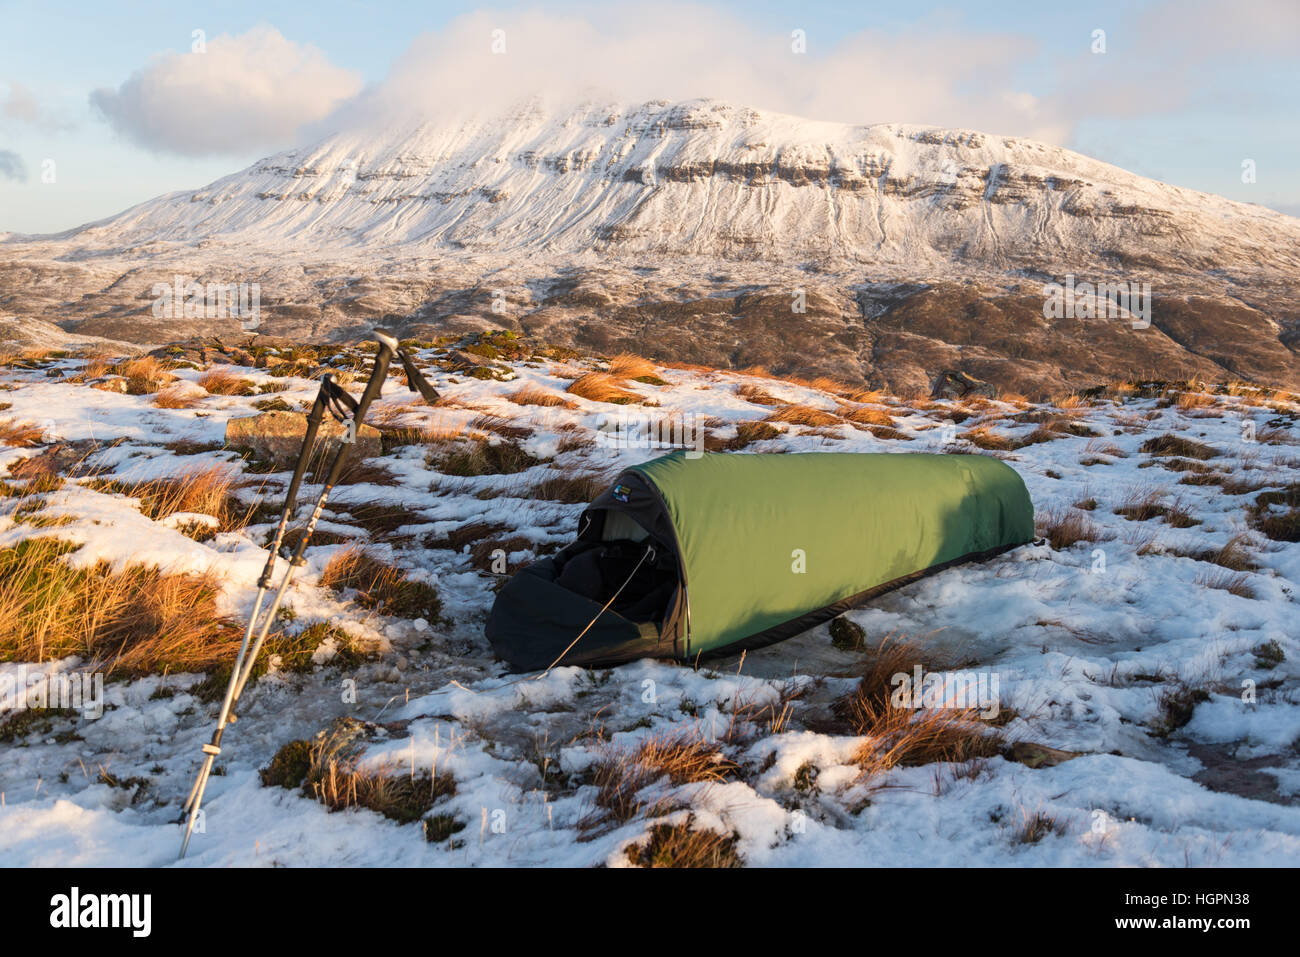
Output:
[550,508,681,629]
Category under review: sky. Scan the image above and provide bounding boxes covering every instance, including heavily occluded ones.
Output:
[1,0,1297,234]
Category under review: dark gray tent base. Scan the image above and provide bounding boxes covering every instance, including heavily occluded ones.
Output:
[486,539,1024,672]
[485,555,678,671]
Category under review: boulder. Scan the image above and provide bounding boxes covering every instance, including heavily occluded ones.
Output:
[929,369,997,400]
[224,410,382,470]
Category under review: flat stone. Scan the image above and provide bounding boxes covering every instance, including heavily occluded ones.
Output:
[1004,741,1083,768]
[224,410,382,470]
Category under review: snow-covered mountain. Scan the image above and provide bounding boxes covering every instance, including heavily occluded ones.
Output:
[55,98,1300,274]
[3,99,1299,395]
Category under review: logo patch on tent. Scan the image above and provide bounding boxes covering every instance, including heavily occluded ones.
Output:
[612,484,632,503]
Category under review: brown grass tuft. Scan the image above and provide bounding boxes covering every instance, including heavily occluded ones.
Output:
[1036,507,1109,550]
[1015,810,1065,844]
[265,721,456,824]
[319,546,441,619]
[566,372,641,405]
[1140,433,1220,460]
[959,426,1014,451]
[108,464,251,532]
[586,729,739,828]
[522,471,613,504]
[109,356,176,395]
[152,384,203,409]
[837,404,895,427]
[197,366,256,396]
[735,383,784,406]
[1194,568,1255,599]
[0,418,45,447]
[763,404,841,427]
[606,353,660,380]
[0,538,240,677]
[833,636,1002,779]
[624,815,742,868]
[505,385,577,409]
[725,421,783,450]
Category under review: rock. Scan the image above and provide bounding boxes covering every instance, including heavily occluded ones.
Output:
[89,375,129,393]
[447,349,497,369]
[224,410,382,469]
[1004,741,1083,768]
[930,370,997,400]
[829,616,866,651]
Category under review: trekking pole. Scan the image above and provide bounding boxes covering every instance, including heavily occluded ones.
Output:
[178,380,332,819]
[179,333,399,859]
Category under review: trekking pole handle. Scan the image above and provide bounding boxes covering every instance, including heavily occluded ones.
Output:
[316,333,396,490]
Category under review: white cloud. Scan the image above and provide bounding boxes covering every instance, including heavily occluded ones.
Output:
[322,6,1072,143]
[90,25,362,156]
[0,150,27,182]
[2,81,72,132]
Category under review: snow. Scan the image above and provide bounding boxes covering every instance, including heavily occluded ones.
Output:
[0,349,1298,867]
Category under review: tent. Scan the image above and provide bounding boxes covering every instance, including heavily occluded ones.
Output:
[486,451,1035,671]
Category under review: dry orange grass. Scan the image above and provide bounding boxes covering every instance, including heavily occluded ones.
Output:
[318,546,441,619]
[586,729,739,827]
[1054,393,1090,414]
[566,372,641,405]
[606,353,660,379]
[291,721,456,823]
[842,387,885,404]
[0,538,240,677]
[320,547,407,596]
[1036,507,1110,550]
[959,425,1014,451]
[625,816,742,868]
[735,383,785,406]
[659,359,719,375]
[1175,390,1215,411]
[467,413,533,441]
[506,384,577,409]
[836,635,1002,779]
[197,366,255,396]
[837,404,896,427]
[763,404,841,427]
[152,384,203,409]
[109,356,176,395]
[0,418,45,447]
[808,376,858,397]
[383,415,471,446]
[78,353,115,381]
[111,464,251,532]
[5,452,67,493]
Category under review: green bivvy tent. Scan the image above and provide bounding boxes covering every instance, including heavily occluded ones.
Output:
[486,452,1034,671]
